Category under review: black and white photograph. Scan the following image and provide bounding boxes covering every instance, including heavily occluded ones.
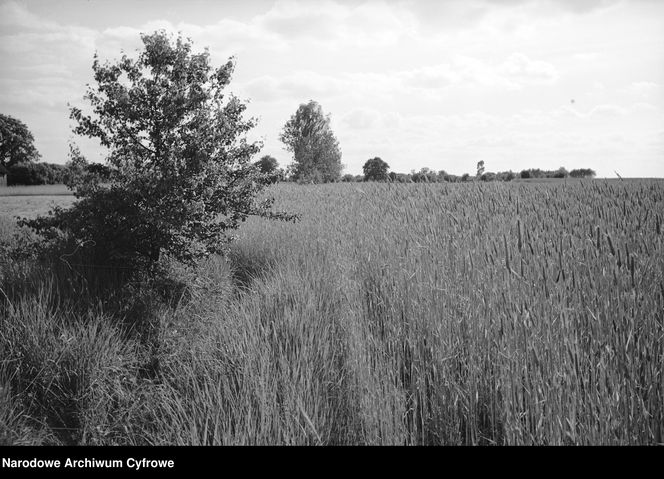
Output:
[0,0,663,453]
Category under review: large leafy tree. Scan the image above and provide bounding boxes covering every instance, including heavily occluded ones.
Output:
[280,100,342,183]
[363,157,390,182]
[0,113,41,168]
[26,31,290,270]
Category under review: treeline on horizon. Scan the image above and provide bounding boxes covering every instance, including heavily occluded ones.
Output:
[1,159,597,186]
[340,166,597,183]
[1,106,596,187]
[0,161,113,186]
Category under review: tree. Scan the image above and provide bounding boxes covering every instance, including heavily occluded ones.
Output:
[362,157,390,181]
[476,160,485,177]
[254,155,281,183]
[0,113,41,168]
[412,167,437,183]
[255,155,279,175]
[553,167,569,178]
[280,100,342,183]
[569,168,596,178]
[341,173,356,182]
[7,162,66,185]
[496,170,516,182]
[24,31,292,271]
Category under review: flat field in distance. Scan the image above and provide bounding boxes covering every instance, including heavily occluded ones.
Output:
[1,179,662,445]
[0,184,72,196]
[0,184,75,219]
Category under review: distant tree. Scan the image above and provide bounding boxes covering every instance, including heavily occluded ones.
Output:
[388,172,411,183]
[255,155,279,174]
[569,168,596,178]
[496,170,516,182]
[363,157,390,181]
[461,173,471,182]
[0,113,41,168]
[7,162,67,185]
[280,100,343,183]
[531,168,545,178]
[412,167,437,183]
[553,167,569,178]
[521,168,546,179]
[341,173,356,182]
[7,163,44,185]
[254,155,281,183]
[399,173,413,183]
[24,31,292,271]
[476,160,485,177]
[480,171,497,182]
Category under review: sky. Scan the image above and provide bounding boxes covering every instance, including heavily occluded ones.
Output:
[1,0,663,177]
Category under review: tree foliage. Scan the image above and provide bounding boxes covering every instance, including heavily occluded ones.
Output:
[569,168,596,178]
[476,160,485,177]
[254,154,282,183]
[0,113,41,168]
[24,31,292,271]
[6,162,67,185]
[255,155,279,174]
[363,157,390,182]
[280,100,342,183]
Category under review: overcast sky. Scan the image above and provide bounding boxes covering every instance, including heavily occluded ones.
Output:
[1,0,663,177]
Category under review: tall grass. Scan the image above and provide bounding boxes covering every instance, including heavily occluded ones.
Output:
[1,180,662,444]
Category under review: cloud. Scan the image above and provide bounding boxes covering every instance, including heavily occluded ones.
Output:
[499,53,559,85]
[466,134,516,148]
[242,72,347,103]
[0,1,57,30]
[550,0,621,14]
[341,107,381,129]
[624,81,659,96]
[398,53,559,92]
[0,77,79,110]
[242,53,559,106]
[257,0,417,48]
[480,0,622,14]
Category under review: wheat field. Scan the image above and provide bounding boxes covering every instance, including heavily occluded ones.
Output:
[1,180,663,445]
